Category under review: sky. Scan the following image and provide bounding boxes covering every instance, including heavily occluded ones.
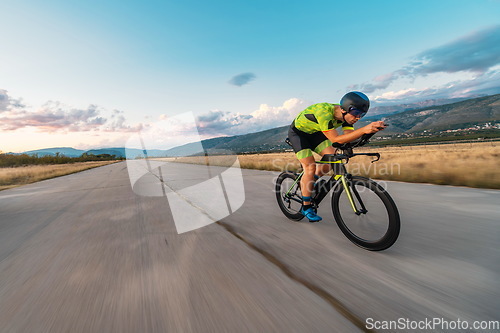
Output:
[0,0,499,152]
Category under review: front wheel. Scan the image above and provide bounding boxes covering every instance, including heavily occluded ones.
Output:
[332,176,400,251]
[275,172,304,221]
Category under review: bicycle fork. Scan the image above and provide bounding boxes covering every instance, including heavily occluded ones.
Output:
[340,175,367,215]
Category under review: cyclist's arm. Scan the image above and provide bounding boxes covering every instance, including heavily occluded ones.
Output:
[323,121,386,144]
[322,128,366,144]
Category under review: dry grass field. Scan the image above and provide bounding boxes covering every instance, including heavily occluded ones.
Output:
[175,141,500,189]
[0,161,117,191]
[2,142,497,190]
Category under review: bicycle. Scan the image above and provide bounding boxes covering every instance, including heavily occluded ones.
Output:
[275,132,400,251]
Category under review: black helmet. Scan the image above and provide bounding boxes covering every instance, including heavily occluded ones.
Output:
[340,91,370,118]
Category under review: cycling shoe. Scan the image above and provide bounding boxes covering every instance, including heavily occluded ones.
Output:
[301,207,322,222]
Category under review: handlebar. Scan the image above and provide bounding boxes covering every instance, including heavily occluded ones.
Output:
[323,130,385,163]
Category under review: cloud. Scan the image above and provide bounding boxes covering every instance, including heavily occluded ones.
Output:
[198,110,229,123]
[0,89,25,112]
[373,68,500,104]
[0,90,143,132]
[104,109,145,132]
[351,25,500,93]
[228,72,256,86]
[196,110,253,133]
[0,90,8,111]
[195,97,307,137]
[0,101,106,131]
[410,25,500,75]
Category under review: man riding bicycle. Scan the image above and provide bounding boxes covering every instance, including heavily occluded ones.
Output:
[288,91,387,222]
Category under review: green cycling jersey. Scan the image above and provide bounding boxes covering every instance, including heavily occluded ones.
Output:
[293,103,354,133]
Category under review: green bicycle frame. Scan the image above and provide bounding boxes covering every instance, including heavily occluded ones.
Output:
[285,171,303,197]
[321,160,361,214]
[284,165,361,214]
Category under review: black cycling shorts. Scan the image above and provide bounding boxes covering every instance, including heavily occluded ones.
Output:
[288,122,332,159]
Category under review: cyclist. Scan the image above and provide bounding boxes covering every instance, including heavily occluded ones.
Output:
[288,91,387,222]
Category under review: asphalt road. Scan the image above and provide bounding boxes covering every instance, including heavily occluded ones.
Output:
[0,161,498,332]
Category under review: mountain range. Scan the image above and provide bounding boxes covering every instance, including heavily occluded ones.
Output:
[367,96,481,117]
[153,93,500,155]
[21,93,500,157]
[22,147,169,159]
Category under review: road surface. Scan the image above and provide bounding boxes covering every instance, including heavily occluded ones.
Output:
[0,161,498,332]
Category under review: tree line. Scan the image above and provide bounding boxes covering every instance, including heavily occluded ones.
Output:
[0,153,124,168]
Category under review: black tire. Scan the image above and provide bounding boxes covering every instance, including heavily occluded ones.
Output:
[275,172,304,221]
[332,176,400,251]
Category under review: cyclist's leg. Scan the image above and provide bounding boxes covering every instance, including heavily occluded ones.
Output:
[310,133,334,177]
[299,155,323,221]
[316,145,336,177]
[287,125,321,219]
[298,155,316,205]
[296,153,322,221]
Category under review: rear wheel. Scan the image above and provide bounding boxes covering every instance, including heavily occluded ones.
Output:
[332,176,400,251]
[275,172,304,221]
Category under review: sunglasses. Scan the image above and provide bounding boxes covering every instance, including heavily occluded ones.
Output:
[348,106,367,118]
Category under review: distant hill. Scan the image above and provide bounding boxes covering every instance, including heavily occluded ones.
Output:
[381,94,500,133]
[21,93,500,157]
[84,148,127,157]
[21,146,175,159]
[368,96,478,117]
[164,125,290,156]
[179,93,499,153]
[23,147,86,157]
[188,93,499,152]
